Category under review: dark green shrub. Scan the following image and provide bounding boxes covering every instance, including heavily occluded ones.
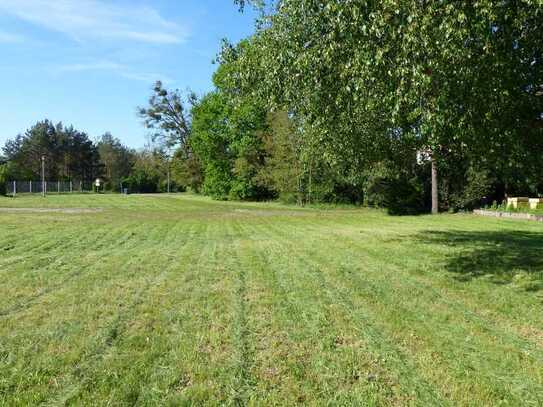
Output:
[278,192,299,205]
[448,166,494,211]
[365,173,425,215]
[122,169,160,193]
[202,162,232,200]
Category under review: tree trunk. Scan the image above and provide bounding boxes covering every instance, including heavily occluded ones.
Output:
[308,159,312,205]
[431,155,439,214]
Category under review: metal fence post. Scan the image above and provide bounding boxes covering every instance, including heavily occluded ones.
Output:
[13,180,16,196]
[29,180,32,194]
[70,181,73,193]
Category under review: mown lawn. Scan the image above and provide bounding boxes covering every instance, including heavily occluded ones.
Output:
[0,194,542,406]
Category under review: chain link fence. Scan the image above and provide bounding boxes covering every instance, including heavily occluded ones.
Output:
[6,181,95,195]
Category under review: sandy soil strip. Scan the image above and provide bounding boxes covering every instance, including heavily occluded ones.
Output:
[0,208,103,214]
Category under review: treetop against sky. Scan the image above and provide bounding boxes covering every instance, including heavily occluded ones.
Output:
[0,0,257,148]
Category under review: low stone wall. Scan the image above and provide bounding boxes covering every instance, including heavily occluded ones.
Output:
[474,209,543,222]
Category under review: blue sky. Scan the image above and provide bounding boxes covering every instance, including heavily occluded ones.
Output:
[0,0,257,148]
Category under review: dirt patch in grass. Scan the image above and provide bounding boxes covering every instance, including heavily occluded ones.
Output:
[0,207,103,214]
[231,209,310,217]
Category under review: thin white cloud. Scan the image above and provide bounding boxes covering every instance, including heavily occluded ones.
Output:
[59,61,124,72]
[119,71,174,84]
[0,0,188,44]
[0,30,24,43]
[58,60,174,84]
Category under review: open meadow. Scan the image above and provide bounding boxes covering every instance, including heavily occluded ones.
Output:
[1,194,542,406]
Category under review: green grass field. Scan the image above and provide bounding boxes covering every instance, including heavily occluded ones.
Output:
[1,194,542,406]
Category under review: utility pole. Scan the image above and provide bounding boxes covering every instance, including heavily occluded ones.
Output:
[41,155,45,198]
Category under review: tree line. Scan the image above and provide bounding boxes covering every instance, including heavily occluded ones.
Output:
[3,1,542,214]
[0,119,179,195]
[141,0,542,213]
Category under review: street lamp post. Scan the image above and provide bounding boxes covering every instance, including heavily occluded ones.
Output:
[41,155,45,197]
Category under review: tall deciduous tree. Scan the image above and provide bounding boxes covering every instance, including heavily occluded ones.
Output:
[230,0,543,212]
[138,81,196,151]
[189,60,272,200]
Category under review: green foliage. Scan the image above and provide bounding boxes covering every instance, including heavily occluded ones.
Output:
[97,133,135,191]
[190,92,233,199]
[256,111,303,203]
[448,166,494,211]
[225,0,543,211]
[2,120,101,182]
[122,149,172,194]
[2,116,187,196]
[202,161,232,199]
[123,168,160,194]
[256,111,366,205]
[190,72,272,200]
[170,148,203,193]
[364,163,426,215]
[138,81,195,150]
[0,163,9,195]
[7,0,542,213]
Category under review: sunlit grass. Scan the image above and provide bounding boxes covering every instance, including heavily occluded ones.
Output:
[1,194,542,405]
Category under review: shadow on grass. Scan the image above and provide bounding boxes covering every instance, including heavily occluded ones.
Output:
[417,230,543,291]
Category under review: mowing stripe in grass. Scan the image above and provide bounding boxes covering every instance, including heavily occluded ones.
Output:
[227,222,256,406]
[150,221,237,405]
[46,222,203,405]
[78,222,237,405]
[0,222,171,317]
[263,217,543,405]
[246,219,446,405]
[1,222,198,405]
[316,221,543,354]
[309,220,543,355]
[2,195,542,405]
[305,217,543,337]
[234,221,397,405]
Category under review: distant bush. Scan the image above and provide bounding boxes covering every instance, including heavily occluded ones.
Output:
[278,191,300,205]
[158,179,186,193]
[324,182,364,205]
[448,166,494,211]
[365,173,425,215]
[122,169,160,193]
[363,161,426,215]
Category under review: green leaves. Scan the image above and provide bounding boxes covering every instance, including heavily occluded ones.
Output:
[223,0,543,205]
[190,85,271,200]
[138,81,194,151]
